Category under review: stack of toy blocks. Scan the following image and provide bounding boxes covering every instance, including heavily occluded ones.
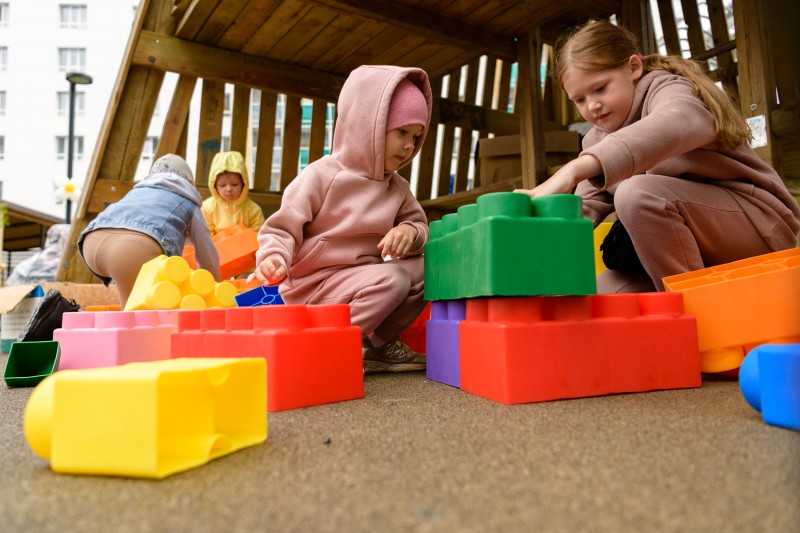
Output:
[183,223,259,279]
[424,192,701,403]
[24,358,267,478]
[171,304,364,412]
[53,310,179,370]
[663,248,800,374]
[125,255,238,311]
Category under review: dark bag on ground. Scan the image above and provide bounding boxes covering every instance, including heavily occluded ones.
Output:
[599,220,644,272]
[17,289,81,342]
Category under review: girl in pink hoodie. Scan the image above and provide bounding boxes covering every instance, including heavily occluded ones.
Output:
[516,20,800,293]
[250,66,432,373]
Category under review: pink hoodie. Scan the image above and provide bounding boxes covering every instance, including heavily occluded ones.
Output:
[255,65,433,302]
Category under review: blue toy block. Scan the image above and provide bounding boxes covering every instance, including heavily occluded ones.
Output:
[426,300,466,388]
[423,193,596,300]
[235,285,285,307]
[740,344,800,431]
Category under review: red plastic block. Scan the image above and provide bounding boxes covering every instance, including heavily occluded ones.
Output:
[400,301,430,355]
[459,293,701,404]
[53,311,178,370]
[171,305,364,412]
[184,224,259,280]
[663,248,800,373]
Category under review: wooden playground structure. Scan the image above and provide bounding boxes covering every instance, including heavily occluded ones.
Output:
[58,0,799,282]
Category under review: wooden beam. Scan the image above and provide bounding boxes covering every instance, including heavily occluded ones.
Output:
[195,80,225,188]
[433,97,519,137]
[517,31,547,188]
[87,179,135,215]
[133,30,345,101]
[280,95,303,190]
[254,90,278,191]
[308,99,328,164]
[230,85,251,154]
[155,74,196,159]
[308,0,518,61]
[734,0,779,168]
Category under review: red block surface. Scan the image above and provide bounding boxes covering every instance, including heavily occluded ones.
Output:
[171,305,364,412]
[399,302,430,354]
[459,293,701,404]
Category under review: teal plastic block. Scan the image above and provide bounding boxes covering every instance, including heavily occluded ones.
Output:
[424,193,596,300]
[4,341,60,388]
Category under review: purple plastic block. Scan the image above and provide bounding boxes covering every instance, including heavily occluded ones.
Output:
[426,300,466,388]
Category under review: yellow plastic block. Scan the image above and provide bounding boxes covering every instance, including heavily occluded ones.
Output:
[126,255,238,311]
[205,281,238,308]
[593,221,613,274]
[125,255,190,310]
[24,358,267,479]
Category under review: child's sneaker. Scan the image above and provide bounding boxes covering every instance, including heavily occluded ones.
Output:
[363,339,426,373]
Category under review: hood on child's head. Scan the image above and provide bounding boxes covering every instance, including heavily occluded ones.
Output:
[332,65,433,180]
[208,151,250,205]
[150,154,194,183]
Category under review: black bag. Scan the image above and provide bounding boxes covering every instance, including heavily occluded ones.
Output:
[17,289,81,343]
[599,220,644,272]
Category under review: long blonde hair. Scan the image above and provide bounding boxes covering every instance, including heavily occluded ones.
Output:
[554,20,751,149]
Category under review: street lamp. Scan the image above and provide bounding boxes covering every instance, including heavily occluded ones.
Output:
[65,71,92,224]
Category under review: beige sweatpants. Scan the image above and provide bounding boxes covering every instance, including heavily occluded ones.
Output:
[595,174,798,293]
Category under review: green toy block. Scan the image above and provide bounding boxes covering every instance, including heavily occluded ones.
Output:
[4,341,60,388]
[424,193,597,300]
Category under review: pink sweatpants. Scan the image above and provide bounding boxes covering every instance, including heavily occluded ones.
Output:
[81,228,163,308]
[292,256,426,347]
[597,174,798,293]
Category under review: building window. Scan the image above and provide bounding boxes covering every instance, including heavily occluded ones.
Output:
[58,48,86,71]
[0,136,4,160]
[0,47,7,71]
[57,91,86,116]
[0,91,5,115]
[59,4,87,29]
[56,136,84,160]
[142,136,158,160]
[0,4,9,26]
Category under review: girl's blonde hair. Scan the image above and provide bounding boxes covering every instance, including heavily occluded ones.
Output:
[554,20,751,149]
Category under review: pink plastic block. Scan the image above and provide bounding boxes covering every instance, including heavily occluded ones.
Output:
[459,293,701,404]
[54,311,177,370]
[171,304,364,412]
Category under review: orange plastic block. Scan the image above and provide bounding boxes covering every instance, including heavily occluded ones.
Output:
[126,255,238,311]
[84,305,122,312]
[663,248,800,373]
[184,224,259,280]
[24,358,266,479]
[459,293,701,404]
[170,304,364,412]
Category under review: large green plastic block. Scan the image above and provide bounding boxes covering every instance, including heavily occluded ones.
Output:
[424,193,596,300]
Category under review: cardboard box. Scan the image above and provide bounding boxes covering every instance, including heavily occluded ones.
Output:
[478,131,581,184]
[0,283,120,352]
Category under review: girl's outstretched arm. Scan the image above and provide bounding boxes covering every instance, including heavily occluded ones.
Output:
[514,154,602,198]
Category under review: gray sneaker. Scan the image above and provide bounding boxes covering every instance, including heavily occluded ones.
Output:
[363,339,426,373]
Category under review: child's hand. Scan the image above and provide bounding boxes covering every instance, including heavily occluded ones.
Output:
[248,256,287,286]
[378,225,418,259]
[515,154,602,198]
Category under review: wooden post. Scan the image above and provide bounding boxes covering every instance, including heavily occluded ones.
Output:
[517,30,546,188]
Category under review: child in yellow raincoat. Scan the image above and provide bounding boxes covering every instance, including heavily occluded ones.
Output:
[201,151,265,237]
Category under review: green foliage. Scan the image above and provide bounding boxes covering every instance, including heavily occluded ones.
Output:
[0,203,8,228]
